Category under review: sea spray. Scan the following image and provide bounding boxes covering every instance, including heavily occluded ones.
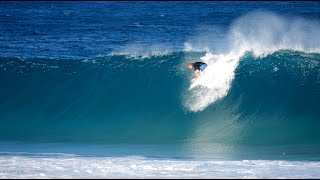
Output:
[184,11,320,112]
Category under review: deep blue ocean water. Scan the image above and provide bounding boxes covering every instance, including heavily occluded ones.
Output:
[0,1,320,178]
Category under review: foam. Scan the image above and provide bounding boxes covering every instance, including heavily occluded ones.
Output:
[184,11,320,112]
[186,52,239,112]
[1,154,319,178]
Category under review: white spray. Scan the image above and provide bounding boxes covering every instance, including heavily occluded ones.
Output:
[184,11,320,112]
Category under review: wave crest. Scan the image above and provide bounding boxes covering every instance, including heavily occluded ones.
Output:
[184,11,320,112]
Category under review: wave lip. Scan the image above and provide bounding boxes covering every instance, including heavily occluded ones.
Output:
[110,43,175,59]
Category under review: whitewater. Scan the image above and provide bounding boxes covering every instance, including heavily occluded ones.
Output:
[0,1,320,178]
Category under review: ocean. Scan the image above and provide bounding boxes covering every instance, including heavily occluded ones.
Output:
[0,1,320,178]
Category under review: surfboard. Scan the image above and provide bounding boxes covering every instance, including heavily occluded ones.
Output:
[189,77,209,90]
[189,80,201,90]
[189,67,210,90]
[188,74,212,90]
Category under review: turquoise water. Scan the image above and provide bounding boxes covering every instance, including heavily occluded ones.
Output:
[0,51,319,148]
[0,1,320,178]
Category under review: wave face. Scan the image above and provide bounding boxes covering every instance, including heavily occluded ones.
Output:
[0,49,319,146]
[1,2,320,148]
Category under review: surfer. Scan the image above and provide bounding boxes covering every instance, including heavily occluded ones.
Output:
[188,62,208,82]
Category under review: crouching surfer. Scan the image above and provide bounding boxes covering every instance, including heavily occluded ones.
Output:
[187,62,208,83]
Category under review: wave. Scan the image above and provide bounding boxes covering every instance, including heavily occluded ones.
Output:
[0,11,319,146]
[184,11,320,112]
[0,49,319,145]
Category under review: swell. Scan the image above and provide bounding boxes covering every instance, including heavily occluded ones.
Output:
[0,50,319,146]
[0,53,192,144]
[189,51,320,146]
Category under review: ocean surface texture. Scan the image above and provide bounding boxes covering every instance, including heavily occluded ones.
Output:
[0,1,320,178]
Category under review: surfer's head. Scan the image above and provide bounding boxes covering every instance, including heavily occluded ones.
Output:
[187,63,193,70]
